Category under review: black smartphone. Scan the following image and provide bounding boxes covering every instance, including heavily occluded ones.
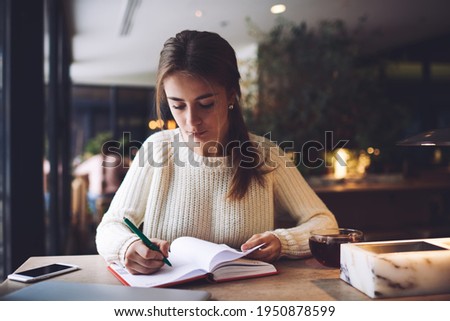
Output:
[7,263,79,283]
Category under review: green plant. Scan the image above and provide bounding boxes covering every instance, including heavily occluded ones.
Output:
[83,131,113,157]
[243,18,410,175]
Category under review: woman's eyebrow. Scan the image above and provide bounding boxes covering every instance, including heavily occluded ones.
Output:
[167,93,217,101]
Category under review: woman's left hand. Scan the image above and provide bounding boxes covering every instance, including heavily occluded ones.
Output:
[241,232,281,263]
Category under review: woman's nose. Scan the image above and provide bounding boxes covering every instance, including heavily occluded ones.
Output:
[186,107,202,126]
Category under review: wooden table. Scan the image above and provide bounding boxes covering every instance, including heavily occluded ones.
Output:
[1,255,449,301]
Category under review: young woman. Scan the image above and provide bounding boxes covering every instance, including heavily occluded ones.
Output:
[96,30,338,275]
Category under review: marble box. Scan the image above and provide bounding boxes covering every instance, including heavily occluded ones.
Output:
[340,237,450,298]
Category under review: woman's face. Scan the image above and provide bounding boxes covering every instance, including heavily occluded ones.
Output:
[163,72,232,156]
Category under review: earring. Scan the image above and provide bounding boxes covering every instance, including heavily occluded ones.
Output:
[228,104,234,110]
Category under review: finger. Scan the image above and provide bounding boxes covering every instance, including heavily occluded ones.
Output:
[125,248,165,274]
[125,241,167,272]
[134,238,170,261]
[126,259,164,275]
[150,238,170,258]
[245,247,271,261]
[244,234,281,262]
[246,246,278,262]
[241,234,264,251]
[134,243,165,261]
[125,254,165,275]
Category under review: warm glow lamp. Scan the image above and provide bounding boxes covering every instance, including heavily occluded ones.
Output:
[397,128,450,146]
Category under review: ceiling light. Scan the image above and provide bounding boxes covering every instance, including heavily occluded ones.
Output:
[271,4,286,14]
[195,10,203,18]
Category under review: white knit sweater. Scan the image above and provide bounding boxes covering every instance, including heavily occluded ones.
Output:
[96,129,338,264]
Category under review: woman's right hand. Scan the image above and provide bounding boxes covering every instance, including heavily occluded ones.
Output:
[124,238,170,275]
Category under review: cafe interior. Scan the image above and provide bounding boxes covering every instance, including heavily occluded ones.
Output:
[1,0,450,282]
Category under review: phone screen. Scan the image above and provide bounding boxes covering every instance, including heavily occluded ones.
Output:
[16,264,73,277]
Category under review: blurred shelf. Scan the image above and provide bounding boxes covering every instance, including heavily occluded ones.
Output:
[309,173,450,194]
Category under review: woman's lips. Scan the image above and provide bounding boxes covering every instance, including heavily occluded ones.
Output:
[189,131,207,138]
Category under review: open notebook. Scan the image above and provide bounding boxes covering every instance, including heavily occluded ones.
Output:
[108,236,278,288]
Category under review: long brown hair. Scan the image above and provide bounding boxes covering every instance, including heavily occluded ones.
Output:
[155,30,266,200]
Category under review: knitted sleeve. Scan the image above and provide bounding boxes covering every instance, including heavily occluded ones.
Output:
[95,131,171,265]
[268,145,338,259]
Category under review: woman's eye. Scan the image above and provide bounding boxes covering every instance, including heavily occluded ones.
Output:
[172,105,185,110]
[199,102,214,109]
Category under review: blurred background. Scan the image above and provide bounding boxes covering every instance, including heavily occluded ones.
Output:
[1,0,450,279]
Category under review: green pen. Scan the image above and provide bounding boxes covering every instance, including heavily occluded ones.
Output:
[123,217,172,267]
